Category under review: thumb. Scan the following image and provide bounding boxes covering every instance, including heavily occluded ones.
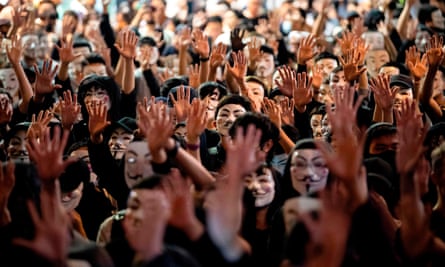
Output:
[12,238,35,250]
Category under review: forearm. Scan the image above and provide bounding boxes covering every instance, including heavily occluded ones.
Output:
[113,57,124,89]
[373,105,383,122]
[58,62,70,81]
[396,4,411,40]
[278,128,295,154]
[122,58,135,94]
[174,147,215,187]
[13,63,33,113]
[420,66,438,104]
[225,73,240,94]
[199,61,209,84]
[382,109,394,124]
[0,198,11,227]
[208,66,217,82]
[178,47,188,76]
[311,12,326,37]
[358,72,369,94]
[185,136,201,162]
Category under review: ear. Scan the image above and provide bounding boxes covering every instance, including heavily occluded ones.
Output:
[262,139,274,154]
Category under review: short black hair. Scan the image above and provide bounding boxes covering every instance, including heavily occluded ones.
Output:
[73,38,93,52]
[418,4,439,24]
[138,36,157,47]
[132,174,163,190]
[364,122,397,157]
[228,112,279,163]
[260,45,274,56]
[314,52,339,65]
[215,95,252,119]
[198,82,228,99]
[81,53,106,68]
[207,16,223,24]
[63,10,78,21]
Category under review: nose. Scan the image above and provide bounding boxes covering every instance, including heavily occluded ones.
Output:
[248,180,261,192]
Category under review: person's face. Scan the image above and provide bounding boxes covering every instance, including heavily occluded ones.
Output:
[223,10,239,30]
[316,58,338,80]
[245,166,275,208]
[0,93,12,117]
[124,141,154,189]
[83,63,107,78]
[432,9,445,30]
[368,134,399,155]
[290,149,329,195]
[70,147,97,183]
[365,50,390,78]
[0,69,19,98]
[109,128,134,160]
[379,66,399,77]
[61,182,84,212]
[38,3,57,30]
[362,32,385,50]
[310,114,322,132]
[256,53,275,78]
[415,30,431,53]
[204,89,221,122]
[21,35,40,59]
[174,126,187,139]
[393,88,413,111]
[245,81,265,110]
[84,87,111,111]
[216,104,246,136]
[321,114,330,137]
[247,0,262,15]
[7,129,29,163]
[329,70,347,96]
[204,21,223,42]
[73,46,91,62]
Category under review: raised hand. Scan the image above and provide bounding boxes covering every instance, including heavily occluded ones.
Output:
[275,65,296,97]
[293,72,313,112]
[162,169,203,239]
[86,100,110,143]
[297,34,318,65]
[169,85,191,123]
[336,31,355,56]
[114,30,139,59]
[395,99,426,176]
[138,100,173,154]
[206,124,262,260]
[33,59,61,95]
[0,160,15,206]
[226,51,247,83]
[370,74,397,112]
[351,17,367,37]
[0,96,13,124]
[230,28,246,51]
[247,37,261,63]
[426,35,445,67]
[6,35,22,67]
[188,64,200,89]
[262,97,281,129]
[13,180,70,266]
[279,97,295,126]
[27,110,53,141]
[55,36,81,64]
[26,126,76,181]
[186,98,207,143]
[192,29,210,58]
[209,42,227,68]
[405,46,427,80]
[178,26,192,50]
[311,64,324,89]
[59,90,80,130]
[339,49,367,82]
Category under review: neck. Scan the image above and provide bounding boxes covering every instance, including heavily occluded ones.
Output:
[134,225,165,263]
[256,207,269,230]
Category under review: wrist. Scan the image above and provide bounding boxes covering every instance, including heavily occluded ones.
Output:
[199,56,210,62]
[33,94,45,103]
[90,133,103,144]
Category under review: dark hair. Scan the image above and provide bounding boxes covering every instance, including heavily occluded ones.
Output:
[73,38,93,51]
[66,139,89,155]
[138,36,157,47]
[207,16,223,24]
[59,159,90,193]
[379,61,410,76]
[364,122,397,157]
[245,76,268,97]
[364,9,385,31]
[215,95,252,119]
[418,5,439,24]
[77,75,122,122]
[198,82,228,99]
[260,45,275,56]
[160,76,189,97]
[314,51,339,65]
[81,53,106,68]
[63,10,79,21]
[228,112,279,163]
[0,88,13,102]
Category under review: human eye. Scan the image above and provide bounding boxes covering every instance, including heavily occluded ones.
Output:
[127,157,137,164]
[312,161,327,169]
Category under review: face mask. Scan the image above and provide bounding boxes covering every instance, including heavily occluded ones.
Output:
[281,21,292,35]
[371,150,397,174]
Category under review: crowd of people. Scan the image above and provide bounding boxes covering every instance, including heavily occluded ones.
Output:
[0,0,445,266]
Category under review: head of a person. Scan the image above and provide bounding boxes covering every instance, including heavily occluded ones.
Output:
[432,143,445,195]
[59,159,90,212]
[424,122,445,160]
[364,123,398,171]
[433,66,445,98]
[198,82,228,122]
[70,39,93,81]
[255,45,275,78]
[286,31,309,54]
[362,31,385,51]
[215,95,252,136]
[229,112,279,164]
[415,24,435,52]
[77,74,122,122]
[21,32,45,60]
[365,49,390,78]
[282,139,330,198]
[246,0,263,18]
[0,68,19,99]
[67,140,97,183]
[37,0,58,32]
[123,137,154,189]
[106,117,137,160]
[136,37,159,66]
[244,163,280,209]
[204,16,223,42]
[174,122,187,139]
[314,52,339,81]
[0,89,13,119]
[364,9,384,31]
[5,122,30,163]
[245,76,267,110]
[390,74,414,111]
[79,53,108,82]
[418,5,445,31]
[329,66,348,96]
[379,61,410,77]
[310,106,326,140]
[62,10,79,34]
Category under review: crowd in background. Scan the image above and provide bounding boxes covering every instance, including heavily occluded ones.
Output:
[1,0,445,266]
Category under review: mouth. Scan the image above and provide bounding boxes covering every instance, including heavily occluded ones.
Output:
[126,173,143,180]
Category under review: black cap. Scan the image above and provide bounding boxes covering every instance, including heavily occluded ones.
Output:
[59,159,90,193]
[390,74,414,89]
[111,117,137,134]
